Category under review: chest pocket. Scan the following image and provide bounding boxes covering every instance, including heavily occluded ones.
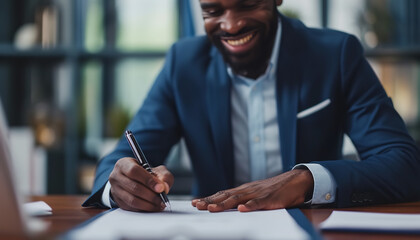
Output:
[297,99,331,119]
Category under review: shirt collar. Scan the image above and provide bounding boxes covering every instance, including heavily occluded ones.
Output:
[228,17,282,84]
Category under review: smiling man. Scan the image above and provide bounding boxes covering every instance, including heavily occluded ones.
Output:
[83,0,420,212]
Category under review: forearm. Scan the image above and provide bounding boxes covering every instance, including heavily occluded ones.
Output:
[316,148,420,207]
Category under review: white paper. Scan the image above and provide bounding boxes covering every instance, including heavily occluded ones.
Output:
[320,211,420,232]
[23,201,52,216]
[70,200,309,240]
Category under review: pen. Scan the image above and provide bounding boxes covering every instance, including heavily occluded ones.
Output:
[124,130,172,211]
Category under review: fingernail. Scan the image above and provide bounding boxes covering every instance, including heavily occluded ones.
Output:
[164,183,170,194]
[154,183,164,192]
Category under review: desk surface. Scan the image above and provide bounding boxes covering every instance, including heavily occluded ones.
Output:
[9,196,420,240]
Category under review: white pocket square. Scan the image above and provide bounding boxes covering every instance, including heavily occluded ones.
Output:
[297,99,331,119]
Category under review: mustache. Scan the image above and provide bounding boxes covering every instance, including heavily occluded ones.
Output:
[214,27,256,38]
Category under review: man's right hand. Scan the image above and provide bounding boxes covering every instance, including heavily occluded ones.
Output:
[108,157,174,212]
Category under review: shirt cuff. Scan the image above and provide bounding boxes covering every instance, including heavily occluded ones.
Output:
[293,163,336,205]
[101,181,112,208]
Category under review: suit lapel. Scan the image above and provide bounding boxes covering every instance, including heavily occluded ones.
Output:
[276,15,303,170]
[206,48,234,188]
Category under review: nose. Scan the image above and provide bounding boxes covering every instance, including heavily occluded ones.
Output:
[220,10,245,34]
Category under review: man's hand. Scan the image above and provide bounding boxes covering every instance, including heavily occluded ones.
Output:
[191,169,314,212]
[109,157,174,212]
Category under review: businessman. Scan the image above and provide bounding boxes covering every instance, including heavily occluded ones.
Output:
[83,0,420,212]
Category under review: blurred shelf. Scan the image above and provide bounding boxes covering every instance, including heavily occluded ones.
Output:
[0,45,70,61]
[365,47,420,60]
[79,50,166,60]
[0,45,166,61]
[2,45,419,62]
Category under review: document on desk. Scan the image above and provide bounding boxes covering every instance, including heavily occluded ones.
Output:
[70,200,309,240]
[23,201,52,216]
[320,211,420,233]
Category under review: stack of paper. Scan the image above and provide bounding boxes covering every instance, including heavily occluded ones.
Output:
[321,211,420,233]
[23,201,52,216]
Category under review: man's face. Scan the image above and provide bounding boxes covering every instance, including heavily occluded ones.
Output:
[200,0,282,78]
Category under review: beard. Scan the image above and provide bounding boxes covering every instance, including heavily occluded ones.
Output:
[209,16,278,78]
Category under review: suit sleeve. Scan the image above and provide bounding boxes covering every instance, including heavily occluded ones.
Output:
[82,45,181,208]
[315,35,420,207]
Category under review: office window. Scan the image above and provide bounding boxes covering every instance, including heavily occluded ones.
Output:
[329,0,420,48]
[85,0,105,52]
[279,0,322,28]
[81,61,103,157]
[115,59,165,117]
[328,0,420,140]
[116,0,178,51]
[0,0,184,194]
[329,0,365,39]
[82,1,179,142]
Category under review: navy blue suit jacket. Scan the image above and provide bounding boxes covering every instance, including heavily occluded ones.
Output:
[84,15,420,208]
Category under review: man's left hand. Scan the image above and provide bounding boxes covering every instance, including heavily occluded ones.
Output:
[191,169,314,212]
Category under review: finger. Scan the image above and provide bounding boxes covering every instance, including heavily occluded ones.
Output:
[191,198,201,207]
[238,197,266,212]
[111,174,163,205]
[237,204,251,212]
[153,165,174,191]
[238,196,289,212]
[163,182,170,194]
[195,200,209,210]
[191,198,213,208]
[238,190,308,212]
[192,198,211,210]
[112,187,165,212]
[207,193,249,212]
[194,190,235,210]
[116,158,165,193]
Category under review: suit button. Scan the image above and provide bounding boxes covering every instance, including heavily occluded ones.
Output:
[325,193,331,201]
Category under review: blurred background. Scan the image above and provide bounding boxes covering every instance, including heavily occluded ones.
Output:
[0,0,419,196]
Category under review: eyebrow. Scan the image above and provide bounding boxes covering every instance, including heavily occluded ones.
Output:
[200,2,220,9]
[241,0,264,5]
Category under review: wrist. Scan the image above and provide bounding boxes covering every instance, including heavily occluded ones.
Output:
[109,191,119,208]
[294,169,314,201]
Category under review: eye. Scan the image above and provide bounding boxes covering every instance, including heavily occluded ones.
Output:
[242,3,258,9]
[241,0,263,10]
[202,8,223,18]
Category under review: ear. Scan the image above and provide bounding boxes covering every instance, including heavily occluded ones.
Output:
[276,0,283,6]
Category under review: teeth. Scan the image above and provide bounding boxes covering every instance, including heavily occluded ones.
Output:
[226,34,253,46]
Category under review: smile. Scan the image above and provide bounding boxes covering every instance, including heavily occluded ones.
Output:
[220,30,259,54]
[226,33,254,46]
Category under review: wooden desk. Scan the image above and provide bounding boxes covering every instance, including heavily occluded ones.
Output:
[11,196,420,240]
[29,195,104,239]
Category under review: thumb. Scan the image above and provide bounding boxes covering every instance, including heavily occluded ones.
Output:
[152,176,171,194]
[163,182,170,194]
[153,165,174,193]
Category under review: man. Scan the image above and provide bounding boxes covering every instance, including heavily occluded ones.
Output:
[83,0,420,212]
